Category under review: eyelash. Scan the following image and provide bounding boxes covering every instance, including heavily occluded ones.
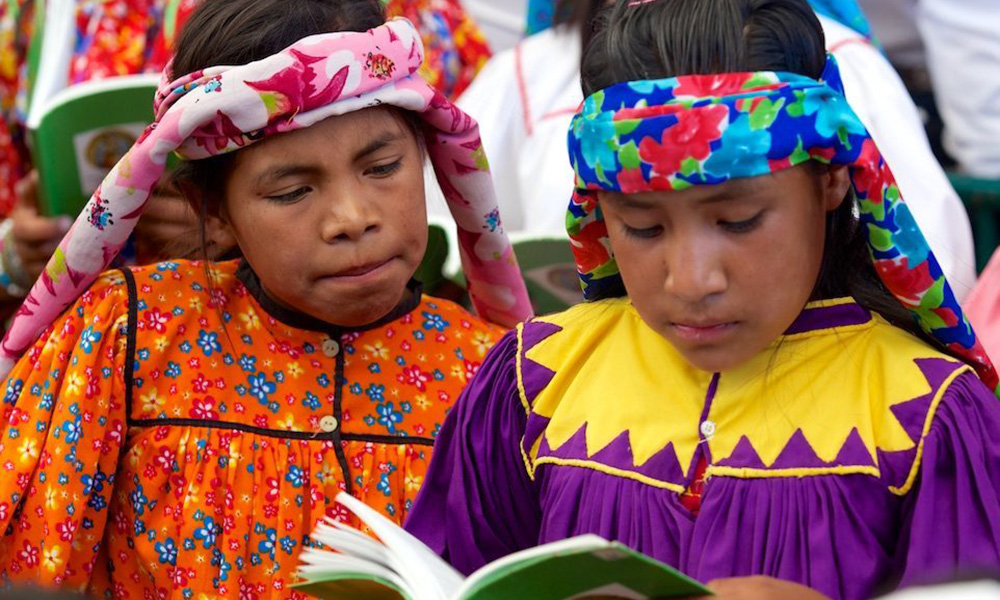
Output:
[623,225,663,240]
[622,211,764,239]
[266,187,310,204]
[366,159,403,178]
[719,212,764,233]
[264,158,404,203]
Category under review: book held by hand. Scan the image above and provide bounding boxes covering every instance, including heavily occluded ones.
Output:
[295,492,713,600]
[27,75,160,218]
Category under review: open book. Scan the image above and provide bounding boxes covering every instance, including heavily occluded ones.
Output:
[295,493,712,600]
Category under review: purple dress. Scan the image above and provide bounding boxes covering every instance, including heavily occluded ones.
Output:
[405,298,1000,600]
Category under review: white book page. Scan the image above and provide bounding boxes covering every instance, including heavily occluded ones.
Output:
[297,548,417,599]
[335,492,465,600]
[311,517,395,570]
[455,535,612,598]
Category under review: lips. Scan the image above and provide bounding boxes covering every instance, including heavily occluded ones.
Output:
[669,320,740,344]
[326,257,395,279]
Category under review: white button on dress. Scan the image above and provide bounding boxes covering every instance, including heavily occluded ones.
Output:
[322,339,340,358]
[319,416,339,433]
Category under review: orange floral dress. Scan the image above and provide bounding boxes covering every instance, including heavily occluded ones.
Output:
[0,259,502,598]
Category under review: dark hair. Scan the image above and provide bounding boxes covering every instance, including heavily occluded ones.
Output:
[580,0,945,351]
[168,0,387,257]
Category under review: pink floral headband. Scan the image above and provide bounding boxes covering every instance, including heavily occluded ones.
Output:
[0,18,532,377]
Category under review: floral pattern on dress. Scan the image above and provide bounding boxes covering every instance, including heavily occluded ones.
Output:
[0,258,502,597]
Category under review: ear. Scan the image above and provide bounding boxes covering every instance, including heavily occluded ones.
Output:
[177,180,238,248]
[205,211,238,249]
[822,165,852,212]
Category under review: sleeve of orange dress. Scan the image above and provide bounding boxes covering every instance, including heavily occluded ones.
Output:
[0,270,130,590]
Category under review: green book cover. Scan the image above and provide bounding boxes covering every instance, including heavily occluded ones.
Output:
[27,74,159,217]
[294,493,713,600]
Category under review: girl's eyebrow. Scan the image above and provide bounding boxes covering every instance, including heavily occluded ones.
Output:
[353,131,405,161]
[605,193,658,210]
[254,164,321,188]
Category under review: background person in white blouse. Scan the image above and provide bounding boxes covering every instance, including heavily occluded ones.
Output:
[859,0,1000,179]
[457,0,978,299]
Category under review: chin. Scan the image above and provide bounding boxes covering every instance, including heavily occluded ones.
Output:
[315,287,406,327]
[675,345,755,374]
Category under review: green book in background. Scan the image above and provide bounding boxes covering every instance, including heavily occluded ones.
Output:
[27,74,160,217]
[295,493,713,600]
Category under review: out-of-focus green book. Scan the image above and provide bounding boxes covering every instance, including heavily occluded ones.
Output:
[27,74,159,217]
[295,493,713,600]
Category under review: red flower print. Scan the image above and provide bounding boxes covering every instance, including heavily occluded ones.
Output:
[571,219,612,274]
[852,139,890,202]
[85,373,101,399]
[144,307,172,334]
[874,257,935,305]
[616,167,656,194]
[638,105,728,177]
[458,358,480,380]
[154,447,176,473]
[192,374,211,394]
[18,541,38,567]
[933,306,960,328]
[56,517,77,542]
[59,319,77,340]
[398,365,431,392]
[105,421,124,446]
[170,475,187,500]
[674,73,774,97]
[189,396,219,420]
[265,477,280,502]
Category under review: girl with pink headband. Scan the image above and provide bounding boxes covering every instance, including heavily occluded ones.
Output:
[406,1,1000,599]
[0,0,530,596]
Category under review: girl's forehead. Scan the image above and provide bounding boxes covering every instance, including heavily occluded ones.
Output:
[232,108,412,169]
[603,168,808,210]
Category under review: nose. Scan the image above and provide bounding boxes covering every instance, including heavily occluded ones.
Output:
[319,186,380,243]
[662,233,728,303]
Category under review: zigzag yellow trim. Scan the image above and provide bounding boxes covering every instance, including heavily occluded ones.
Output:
[706,465,881,480]
[889,365,973,496]
[533,457,687,493]
[515,322,537,480]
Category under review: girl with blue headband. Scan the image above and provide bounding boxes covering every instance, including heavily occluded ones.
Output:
[406,1,1000,599]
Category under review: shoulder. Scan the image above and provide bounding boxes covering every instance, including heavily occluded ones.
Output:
[518,298,637,353]
[123,258,238,294]
[515,298,642,405]
[816,312,984,492]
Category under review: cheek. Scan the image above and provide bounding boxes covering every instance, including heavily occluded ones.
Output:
[739,209,827,316]
[380,165,428,247]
